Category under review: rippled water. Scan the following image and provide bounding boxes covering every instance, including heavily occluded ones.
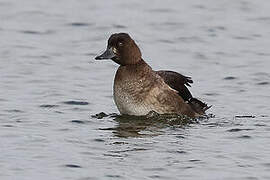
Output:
[1,0,270,179]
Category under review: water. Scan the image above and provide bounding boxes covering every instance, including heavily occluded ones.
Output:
[1,0,270,179]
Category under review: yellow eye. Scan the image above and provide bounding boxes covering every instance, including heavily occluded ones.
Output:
[118,42,123,46]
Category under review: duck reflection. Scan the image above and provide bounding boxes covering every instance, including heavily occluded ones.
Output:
[94,111,196,138]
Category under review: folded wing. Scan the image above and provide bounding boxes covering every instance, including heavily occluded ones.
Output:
[156,70,211,115]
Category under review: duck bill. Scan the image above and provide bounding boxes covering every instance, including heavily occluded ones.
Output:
[95,47,116,60]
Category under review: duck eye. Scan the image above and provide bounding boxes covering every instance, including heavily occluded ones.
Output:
[118,42,123,46]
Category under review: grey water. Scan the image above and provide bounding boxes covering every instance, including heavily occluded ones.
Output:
[1,0,270,179]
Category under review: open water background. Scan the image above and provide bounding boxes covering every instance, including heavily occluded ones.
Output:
[0,0,270,179]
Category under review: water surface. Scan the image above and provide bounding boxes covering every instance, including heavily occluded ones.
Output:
[1,0,270,179]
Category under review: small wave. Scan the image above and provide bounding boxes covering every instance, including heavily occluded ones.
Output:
[256,82,269,85]
[238,135,252,139]
[227,128,254,132]
[2,125,14,128]
[5,109,24,113]
[223,76,237,80]
[64,164,82,168]
[91,112,116,119]
[67,22,93,27]
[70,120,86,124]
[39,104,59,108]
[93,138,105,142]
[235,115,255,118]
[204,93,220,96]
[62,101,89,105]
[112,24,127,29]
[19,30,54,35]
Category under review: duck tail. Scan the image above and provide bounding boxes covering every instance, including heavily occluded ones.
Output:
[188,98,211,115]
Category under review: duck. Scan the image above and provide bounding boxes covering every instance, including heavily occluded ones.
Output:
[95,33,211,118]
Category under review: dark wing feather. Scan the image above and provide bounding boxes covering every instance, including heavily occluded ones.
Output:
[156,70,193,101]
[156,70,211,115]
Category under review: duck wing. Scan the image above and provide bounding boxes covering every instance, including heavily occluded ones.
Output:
[156,70,211,115]
[156,70,193,101]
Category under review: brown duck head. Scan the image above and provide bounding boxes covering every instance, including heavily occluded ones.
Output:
[95,33,142,65]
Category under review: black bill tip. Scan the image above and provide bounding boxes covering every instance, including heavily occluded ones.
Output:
[94,47,116,60]
[95,55,102,60]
